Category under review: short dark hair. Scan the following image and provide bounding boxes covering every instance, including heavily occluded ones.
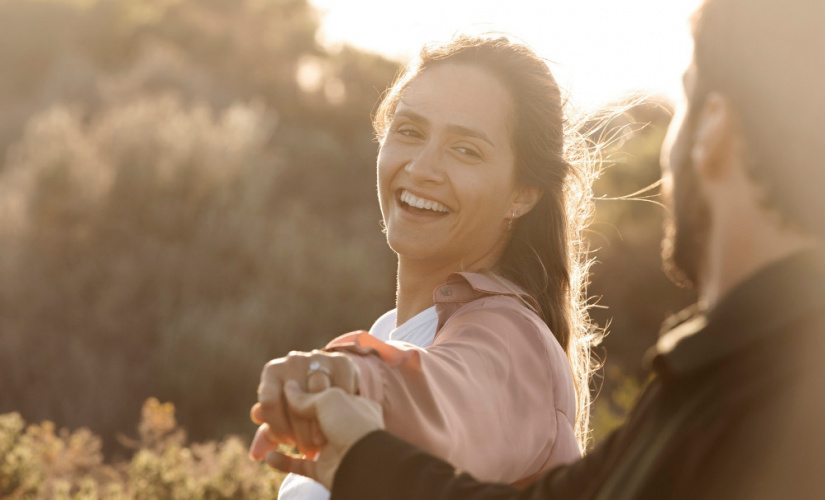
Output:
[691,0,825,236]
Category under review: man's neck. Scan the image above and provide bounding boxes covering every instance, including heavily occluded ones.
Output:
[701,216,817,310]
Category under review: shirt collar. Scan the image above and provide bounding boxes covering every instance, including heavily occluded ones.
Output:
[433,272,539,331]
[433,272,538,307]
[650,248,825,377]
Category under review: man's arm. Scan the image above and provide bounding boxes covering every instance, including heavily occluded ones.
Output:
[330,429,619,500]
[331,430,527,500]
[275,382,616,500]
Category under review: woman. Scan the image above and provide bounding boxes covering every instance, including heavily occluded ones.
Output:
[249,35,597,499]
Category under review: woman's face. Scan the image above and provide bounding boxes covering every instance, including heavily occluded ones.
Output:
[378,63,526,270]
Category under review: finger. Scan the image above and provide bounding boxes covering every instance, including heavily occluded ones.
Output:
[250,403,264,425]
[285,380,329,419]
[265,449,318,480]
[291,415,319,457]
[249,423,281,461]
[258,367,292,440]
[306,373,331,446]
[256,398,292,444]
[258,373,295,443]
[292,372,324,456]
[307,368,332,393]
[259,359,286,403]
[311,420,327,447]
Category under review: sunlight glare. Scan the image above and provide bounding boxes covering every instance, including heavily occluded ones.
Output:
[309,0,702,110]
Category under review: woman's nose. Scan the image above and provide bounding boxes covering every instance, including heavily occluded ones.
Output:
[405,143,444,184]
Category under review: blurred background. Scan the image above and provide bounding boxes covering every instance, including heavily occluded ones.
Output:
[0,0,698,496]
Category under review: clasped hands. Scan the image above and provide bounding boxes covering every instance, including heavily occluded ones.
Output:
[249,350,384,489]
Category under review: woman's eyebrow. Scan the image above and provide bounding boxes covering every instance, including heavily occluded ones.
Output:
[394,110,429,125]
[446,124,494,147]
[394,110,494,147]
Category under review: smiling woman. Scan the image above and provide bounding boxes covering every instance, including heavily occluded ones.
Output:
[248,35,600,500]
[377,63,532,286]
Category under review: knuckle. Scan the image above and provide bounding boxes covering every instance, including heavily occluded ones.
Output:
[263,358,286,373]
[308,351,327,362]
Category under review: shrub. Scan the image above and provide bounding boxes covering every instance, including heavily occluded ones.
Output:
[0,94,394,448]
[0,399,283,499]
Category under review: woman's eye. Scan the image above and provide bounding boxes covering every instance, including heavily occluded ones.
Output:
[455,146,481,159]
[393,127,422,139]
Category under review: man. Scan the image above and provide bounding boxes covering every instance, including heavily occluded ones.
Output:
[259,0,825,498]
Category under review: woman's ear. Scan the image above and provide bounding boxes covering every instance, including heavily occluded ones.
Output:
[510,186,543,218]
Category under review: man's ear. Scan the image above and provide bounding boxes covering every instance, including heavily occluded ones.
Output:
[510,186,543,218]
[691,92,743,182]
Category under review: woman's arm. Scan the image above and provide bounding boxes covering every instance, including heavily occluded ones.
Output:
[251,300,576,483]
[326,301,577,483]
[275,383,588,500]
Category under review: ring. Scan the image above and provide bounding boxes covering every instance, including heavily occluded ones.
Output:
[306,360,332,380]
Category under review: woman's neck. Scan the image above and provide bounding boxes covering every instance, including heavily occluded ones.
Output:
[395,260,447,326]
[394,254,500,326]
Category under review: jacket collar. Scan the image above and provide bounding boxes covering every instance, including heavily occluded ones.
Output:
[649,248,825,377]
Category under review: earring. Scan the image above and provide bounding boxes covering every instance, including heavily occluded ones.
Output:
[508,210,520,231]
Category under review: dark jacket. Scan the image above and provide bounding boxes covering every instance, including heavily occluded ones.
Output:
[331,249,825,500]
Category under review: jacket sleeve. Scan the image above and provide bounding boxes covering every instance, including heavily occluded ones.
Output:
[331,430,590,500]
[325,300,572,483]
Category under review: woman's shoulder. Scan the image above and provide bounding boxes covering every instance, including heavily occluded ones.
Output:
[435,272,569,357]
[448,293,547,336]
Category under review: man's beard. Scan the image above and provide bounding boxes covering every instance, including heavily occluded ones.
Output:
[662,133,711,290]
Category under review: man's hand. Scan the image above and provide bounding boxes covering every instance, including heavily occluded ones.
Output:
[249,350,359,460]
[264,380,384,489]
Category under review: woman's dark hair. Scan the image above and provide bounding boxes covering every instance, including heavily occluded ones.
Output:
[373,35,599,450]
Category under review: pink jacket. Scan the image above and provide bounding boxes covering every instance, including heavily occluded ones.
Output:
[326,272,581,484]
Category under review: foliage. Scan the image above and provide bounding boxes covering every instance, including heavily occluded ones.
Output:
[0,0,696,466]
[0,0,400,450]
[0,399,283,499]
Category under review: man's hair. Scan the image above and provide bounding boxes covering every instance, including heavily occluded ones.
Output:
[692,0,825,237]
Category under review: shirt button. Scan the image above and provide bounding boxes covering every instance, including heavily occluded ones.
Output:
[440,286,453,296]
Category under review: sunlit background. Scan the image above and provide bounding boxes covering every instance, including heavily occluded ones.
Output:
[311,0,701,108]
[0,0,698,496]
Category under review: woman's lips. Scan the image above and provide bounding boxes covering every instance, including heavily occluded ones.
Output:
[397,189,451,217]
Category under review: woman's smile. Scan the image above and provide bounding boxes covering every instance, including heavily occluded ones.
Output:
[397,189,452,218]
[377,62,519,267]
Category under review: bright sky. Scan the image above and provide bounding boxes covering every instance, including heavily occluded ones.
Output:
[309,0,702,111]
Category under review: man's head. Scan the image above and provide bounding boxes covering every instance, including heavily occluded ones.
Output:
[661,0,825,292]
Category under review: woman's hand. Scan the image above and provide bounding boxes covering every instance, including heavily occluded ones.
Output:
[249,350,359,460]
[265,380,385,489]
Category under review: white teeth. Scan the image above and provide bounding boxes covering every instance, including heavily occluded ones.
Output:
[400,190,449,213]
